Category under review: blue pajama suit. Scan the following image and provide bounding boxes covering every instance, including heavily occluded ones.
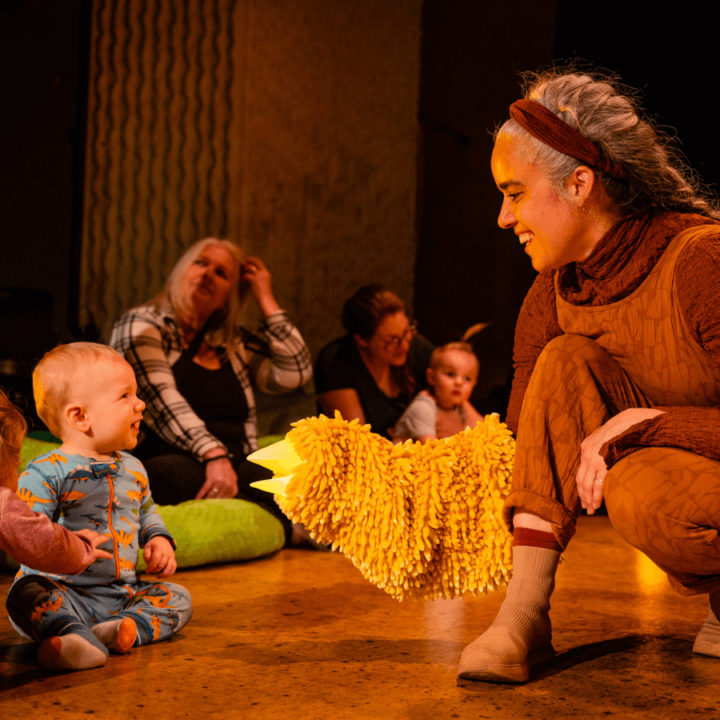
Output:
[6,450,192,647]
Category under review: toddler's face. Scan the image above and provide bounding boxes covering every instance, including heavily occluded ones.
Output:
[72,357,145,456]
[428,349,478,410]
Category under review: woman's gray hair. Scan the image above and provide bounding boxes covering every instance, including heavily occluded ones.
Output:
[155,237,250,357]
[497,69,720,218]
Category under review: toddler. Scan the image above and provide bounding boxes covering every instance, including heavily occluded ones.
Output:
[6,343,192,672]
[393,342,484,442]
[0,389,110,571]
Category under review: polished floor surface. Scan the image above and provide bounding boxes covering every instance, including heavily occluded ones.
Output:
[1,515,719,719]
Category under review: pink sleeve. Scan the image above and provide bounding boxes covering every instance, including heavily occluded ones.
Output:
[0,489,95,574]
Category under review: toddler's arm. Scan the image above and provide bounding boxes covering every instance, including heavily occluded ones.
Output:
[0,488,107,574]
[393,391,437,443]
[462,401,484,429]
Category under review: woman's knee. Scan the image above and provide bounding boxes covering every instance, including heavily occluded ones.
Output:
[536,334,615,379]
[528,334,648,416]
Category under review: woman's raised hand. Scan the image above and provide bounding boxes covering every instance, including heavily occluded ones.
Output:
[241,256,281,317]
[576,407,664,514]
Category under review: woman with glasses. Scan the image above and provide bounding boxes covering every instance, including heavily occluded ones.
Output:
[314,284,433,439]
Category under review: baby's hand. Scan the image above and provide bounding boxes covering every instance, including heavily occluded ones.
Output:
[143,536,177,579]
[74,529,113,560]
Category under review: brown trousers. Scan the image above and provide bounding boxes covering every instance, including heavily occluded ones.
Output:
[504,334,720,596]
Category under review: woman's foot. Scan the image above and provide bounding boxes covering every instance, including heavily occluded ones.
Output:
[693,590,720,657]
[457,545,560,684]
[38,633,109,672]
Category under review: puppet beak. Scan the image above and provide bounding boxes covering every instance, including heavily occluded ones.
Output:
[247,439,303,496]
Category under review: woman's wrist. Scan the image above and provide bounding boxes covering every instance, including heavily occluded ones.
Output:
[256,294,282,318]
[203,452,234,465]
[203,446,229,461]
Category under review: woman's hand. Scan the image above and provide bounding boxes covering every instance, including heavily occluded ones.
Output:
[241,256,281,317]
[196,450,239,500]
[576,408,664,514]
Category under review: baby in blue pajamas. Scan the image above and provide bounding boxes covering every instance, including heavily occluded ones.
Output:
[6,342,192,672]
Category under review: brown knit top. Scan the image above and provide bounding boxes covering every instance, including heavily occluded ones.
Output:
[507,210,720,468]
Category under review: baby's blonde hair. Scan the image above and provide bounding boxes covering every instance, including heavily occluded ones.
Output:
[33,343,124,437]
[0,389,27,474]
[429,342,479,373]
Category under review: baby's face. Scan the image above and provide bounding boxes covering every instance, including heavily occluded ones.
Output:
[429,350,478,410]
[72,357,145,456]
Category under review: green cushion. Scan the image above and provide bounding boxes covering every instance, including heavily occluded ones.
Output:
[137,498,285,570]
[258,434,284,449]
[20,436,60,473]
[3,438,287,571]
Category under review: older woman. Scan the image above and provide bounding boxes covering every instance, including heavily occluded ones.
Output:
[314,284,433,439]
[110,238,312,541]
[457,70,720,684]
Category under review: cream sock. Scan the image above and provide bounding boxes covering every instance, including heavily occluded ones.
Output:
[92,618,137,654]
[457,545,560,683]
[38,634,109,672]
[693,590,720,657]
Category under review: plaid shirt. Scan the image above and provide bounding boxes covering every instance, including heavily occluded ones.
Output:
[110,303,312,460]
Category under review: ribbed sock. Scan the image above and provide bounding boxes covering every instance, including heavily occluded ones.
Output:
[92,618,137,654]
[487,545,559,649]
[457,544,560,682]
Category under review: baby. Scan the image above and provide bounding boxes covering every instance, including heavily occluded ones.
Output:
[5,343,192,672]
[393,342,484,442]
[0,389,110,571]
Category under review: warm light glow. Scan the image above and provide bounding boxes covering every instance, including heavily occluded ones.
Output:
[635,550,667,594]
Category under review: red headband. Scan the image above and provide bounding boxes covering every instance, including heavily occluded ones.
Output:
[509,99,625,180]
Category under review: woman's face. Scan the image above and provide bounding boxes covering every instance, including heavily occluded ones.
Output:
[358,311,414,367]
[491,134,595,273]
[180,243,238,317]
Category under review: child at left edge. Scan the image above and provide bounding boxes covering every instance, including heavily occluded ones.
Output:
[5,342,192,672]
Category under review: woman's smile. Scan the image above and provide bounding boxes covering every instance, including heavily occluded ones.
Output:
[491,134,604,272]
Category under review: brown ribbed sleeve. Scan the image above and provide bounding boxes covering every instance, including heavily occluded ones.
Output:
[603,233,720,466]
[506,271,563,434]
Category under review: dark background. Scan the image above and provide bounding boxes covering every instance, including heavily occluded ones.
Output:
[2,0,718,421]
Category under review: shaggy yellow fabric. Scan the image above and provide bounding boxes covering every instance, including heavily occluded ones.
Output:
[251,412,514,601]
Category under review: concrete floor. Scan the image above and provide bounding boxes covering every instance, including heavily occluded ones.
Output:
[1,515,719,719]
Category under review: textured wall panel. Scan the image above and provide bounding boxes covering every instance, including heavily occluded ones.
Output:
[81,0,237,337]
[233,0,422,356]
[81,0,421,353]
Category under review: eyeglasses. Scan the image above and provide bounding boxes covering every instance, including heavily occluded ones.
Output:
[378,323,417,351]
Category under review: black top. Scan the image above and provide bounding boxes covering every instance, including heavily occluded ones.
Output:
[314,334,434,439]
[136,350,249,460]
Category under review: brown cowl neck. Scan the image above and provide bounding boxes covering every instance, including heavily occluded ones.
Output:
[557,210,719,307]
